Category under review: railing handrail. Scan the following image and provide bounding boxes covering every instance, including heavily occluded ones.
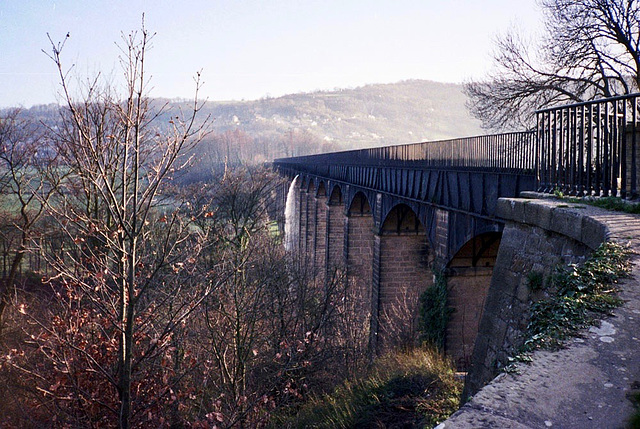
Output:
[274,131,536,173]
[274,131,531,162]
[276,93,640,200]
[536,93,640,198]
[535,92,640,114]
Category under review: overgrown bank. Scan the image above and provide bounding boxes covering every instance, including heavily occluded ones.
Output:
[507,241,630,368]
[273,348,461,428]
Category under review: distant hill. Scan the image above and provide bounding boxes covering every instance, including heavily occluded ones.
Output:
[6,80,483,174]
[194,79,483,150]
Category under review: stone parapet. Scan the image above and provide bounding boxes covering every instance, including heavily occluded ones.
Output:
[463,197,610,399]
[496,197,609,249]
[442,199,640,428]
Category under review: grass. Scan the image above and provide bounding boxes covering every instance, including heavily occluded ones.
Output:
[506,242,630,369]
[583,196,640,213]
[526,270,544,291]
[273,347,462,429]
[561,195,640,214]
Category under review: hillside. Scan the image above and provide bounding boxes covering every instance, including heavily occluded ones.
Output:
[8,80,483,170]
[193,79,483,150]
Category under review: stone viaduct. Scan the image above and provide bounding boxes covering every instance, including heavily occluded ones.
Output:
[272,93,640,394]
[275,133,536,369]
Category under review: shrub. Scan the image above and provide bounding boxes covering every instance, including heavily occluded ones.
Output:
[510,242,629,364]
[418,271,452,351]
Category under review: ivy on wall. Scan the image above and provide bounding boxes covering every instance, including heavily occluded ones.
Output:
[418,270,452,351]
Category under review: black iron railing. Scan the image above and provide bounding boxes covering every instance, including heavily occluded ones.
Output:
[537,93,640,198]
[275,93,640,200]
[274,132,536,174]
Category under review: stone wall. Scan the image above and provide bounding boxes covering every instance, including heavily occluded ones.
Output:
[463,196,609,398]
[314,196,327,276]
[306,194,317,265]
[446,233,501,370]
[447,267,493,370]
[326,203,345,270]
[434,208,449,262]
[346,213,374,319]
[299,190,308,257]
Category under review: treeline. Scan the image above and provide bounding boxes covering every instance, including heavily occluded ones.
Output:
[183,128,341,183]
[187,79,483,148]
[2,106,340,187]
[0,163,370,427]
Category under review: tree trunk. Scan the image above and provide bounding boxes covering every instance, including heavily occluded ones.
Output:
[119,241,136,429]
[0,247,25,341]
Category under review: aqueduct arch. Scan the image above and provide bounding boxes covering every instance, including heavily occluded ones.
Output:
[313,182,328,275]
[280,173,509,366]
[446,231,501,369]
[345,192,374,323]
[325,185,345,273]
[373,203,432,351]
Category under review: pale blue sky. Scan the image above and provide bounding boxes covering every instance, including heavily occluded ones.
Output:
[0,0,542,108]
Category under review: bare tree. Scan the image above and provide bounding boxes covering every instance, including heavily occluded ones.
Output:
[181,167,359,427]
[33,24,210,428]
[0,109,57,338]
[466,0,640,129]
[279,129,323,157]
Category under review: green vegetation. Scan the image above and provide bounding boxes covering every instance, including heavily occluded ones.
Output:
[553,188,565,198]
[526,270,544,292]
[554,194,640,214]
[275,348,462,429]
[576,196,640,214]
[508,242,630,368]
[418,270,452,351]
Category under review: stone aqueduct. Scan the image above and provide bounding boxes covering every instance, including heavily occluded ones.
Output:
[274,133,537,369]
[273,93,640,393]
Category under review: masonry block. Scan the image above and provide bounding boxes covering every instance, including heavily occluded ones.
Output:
[346,213,374,322]
[496,198,525,222]
[523,200,552,230]
[314,197,327,276]
[327,204,346,269]
[581,216,608,250]
[549,208,583,242]
[376,233,431,351]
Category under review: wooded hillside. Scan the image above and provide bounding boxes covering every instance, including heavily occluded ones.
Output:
[194,79,483,149]
[12,80,482,166]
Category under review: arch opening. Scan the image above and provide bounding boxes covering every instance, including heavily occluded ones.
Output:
[348,192,371,216]
[307,180,316,193]
[329,185,343,205]
[376,204,431,351]
[381,204,426,235]
[445,231,501,370]
[317,181,327,197]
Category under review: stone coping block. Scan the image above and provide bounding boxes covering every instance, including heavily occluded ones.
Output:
[496,198,609,250]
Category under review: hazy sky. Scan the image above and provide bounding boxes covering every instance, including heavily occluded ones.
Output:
[1,0,542,108]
